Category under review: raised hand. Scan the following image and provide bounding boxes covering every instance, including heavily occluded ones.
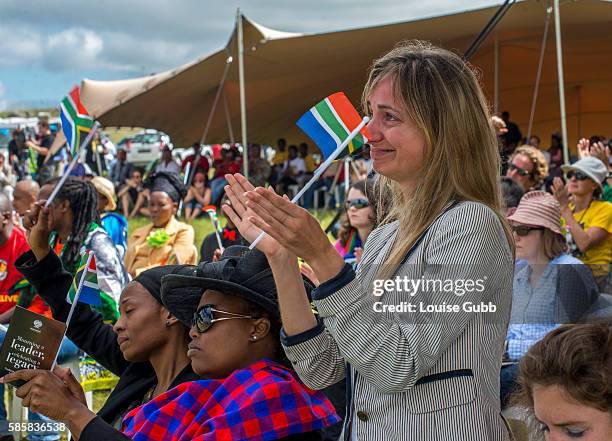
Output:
[244,186,345,283]
[491,116,508,136]
[222,173,287,259]
[577,138,590,159]
[590,141,611,171]
[23,200,54,261]
[552,176,570,211]
[577,138,611,171]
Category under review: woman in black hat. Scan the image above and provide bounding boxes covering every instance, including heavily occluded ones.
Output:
[124,245,338,440]
[6,246,338,440]
[124,172,198,277]
[4,202,199,440]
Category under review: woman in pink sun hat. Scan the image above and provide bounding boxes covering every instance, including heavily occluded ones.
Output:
[501,190,599,408]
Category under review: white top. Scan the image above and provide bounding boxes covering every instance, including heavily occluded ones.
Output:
[284,157,307,184]
[155,160,180,175]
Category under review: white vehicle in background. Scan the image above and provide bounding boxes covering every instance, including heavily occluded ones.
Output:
[126,129,173,166]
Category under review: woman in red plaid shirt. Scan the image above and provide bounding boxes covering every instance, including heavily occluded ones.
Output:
[5,246,338,441]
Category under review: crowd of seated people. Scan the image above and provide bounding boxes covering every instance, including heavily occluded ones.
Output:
[1,99,611,441]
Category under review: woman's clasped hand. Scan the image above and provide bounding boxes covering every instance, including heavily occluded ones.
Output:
[222,173,344,283]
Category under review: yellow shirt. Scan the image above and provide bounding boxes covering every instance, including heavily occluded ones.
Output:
[562,200,612,276]
[303,155,318,173]
[271,150,287,166]
[124,216,198,277]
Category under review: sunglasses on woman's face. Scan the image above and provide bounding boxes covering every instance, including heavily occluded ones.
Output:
[192,304,253,334]
[345,198,370,210]
[567,171,590,181]
[508,163,531,177]
[512,225,544,237]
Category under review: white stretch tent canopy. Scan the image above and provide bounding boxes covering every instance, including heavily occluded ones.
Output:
[81,0,612,149]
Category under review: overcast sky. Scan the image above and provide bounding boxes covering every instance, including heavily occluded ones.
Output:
[0,0,500,109]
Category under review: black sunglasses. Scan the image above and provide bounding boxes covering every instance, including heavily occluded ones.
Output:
[345,198,370,210]
[512,225,544,237]
[508,163,532,177]
[567,171,590,181]
[192,304,253,334]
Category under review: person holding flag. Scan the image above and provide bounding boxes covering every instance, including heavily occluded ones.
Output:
[45,178,128,322]
[224,41,514,440]
[0,193,65,441]
[5,246,339,441]
[6,202,198,440]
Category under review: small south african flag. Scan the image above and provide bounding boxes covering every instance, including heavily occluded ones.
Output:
[296,92,370,160]
[204,205,222,232]
[60,86,94,157]
[67,251,101,306]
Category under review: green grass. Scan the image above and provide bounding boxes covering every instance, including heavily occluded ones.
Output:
[58,209,340,435]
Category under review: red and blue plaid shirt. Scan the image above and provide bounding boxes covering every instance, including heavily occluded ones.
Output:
[122,359,339,440]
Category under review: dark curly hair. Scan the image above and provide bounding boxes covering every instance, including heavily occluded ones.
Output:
[513,323,612,436]
[54,178,100,272]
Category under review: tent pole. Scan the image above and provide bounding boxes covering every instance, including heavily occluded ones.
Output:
[576,85,582,139]
[463,0,514,61]
[199,55,232,146]
[493,32,499,114]
[553,0,569,165]
[237,8,249,178]
[527,7,552,141]
[223,89,235,144]
[187,54,233,187]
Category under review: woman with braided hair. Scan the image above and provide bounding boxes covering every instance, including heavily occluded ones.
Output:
[124,172,198,277]
[46,177,128,321]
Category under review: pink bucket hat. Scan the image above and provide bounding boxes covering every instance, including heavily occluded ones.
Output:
[507,190,563,236]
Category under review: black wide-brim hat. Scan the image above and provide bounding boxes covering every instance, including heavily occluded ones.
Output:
[161,245,314,327]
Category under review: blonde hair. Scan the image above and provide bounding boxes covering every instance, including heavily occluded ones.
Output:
[362,41,513,275]
[511,145,549,188]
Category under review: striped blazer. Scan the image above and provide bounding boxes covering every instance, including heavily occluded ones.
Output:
[282,201,514,440]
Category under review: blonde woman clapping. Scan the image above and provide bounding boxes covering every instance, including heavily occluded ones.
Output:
[224,41,514,441]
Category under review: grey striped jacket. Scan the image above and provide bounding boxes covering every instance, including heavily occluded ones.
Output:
[282,201,514,440]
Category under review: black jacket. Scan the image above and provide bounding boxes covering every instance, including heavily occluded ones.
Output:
[16,250,323,441]
[15,250,198,441]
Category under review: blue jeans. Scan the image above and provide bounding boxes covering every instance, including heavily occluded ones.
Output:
[500,363,520,409]
[0,328,80,439]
